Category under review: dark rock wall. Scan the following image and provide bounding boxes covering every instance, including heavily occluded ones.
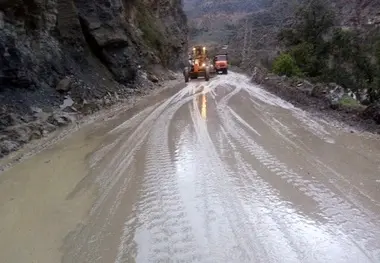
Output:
[0,0,188,157]
[0,0,188,111]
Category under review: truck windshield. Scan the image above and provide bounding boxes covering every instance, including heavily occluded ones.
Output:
[215,55,227,61]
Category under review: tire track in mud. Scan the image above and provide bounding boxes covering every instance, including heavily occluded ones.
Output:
[227,73,380,208]
[211,85,315,262]
[115,84,204,263]
[186,101,222,260]
[230,72,336,144]
[214,83,380,261]
[91,85,196,216]
[237,80,380,221]
[238,98,380,214]
[188,90,281,262]
[243,94,380,214]
[218,124,306,262]
[218,126,314,262]
[218,121,376,262]
[107,101,162,135]
[63,84,201,263]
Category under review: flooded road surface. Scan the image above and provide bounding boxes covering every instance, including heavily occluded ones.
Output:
[1,72,380,263]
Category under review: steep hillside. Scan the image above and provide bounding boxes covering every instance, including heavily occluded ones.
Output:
[184,0,380,66]
[183,0,271,45]
[0,0,188,157]
[230,0,380,68]
[184,0,271,17]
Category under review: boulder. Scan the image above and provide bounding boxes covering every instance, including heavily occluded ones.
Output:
[328,83,345,100]
[0,140,20,156]
[80,101,102,115]
[311,84,328,98]
[29,130,43,140]
[296,80,314,95]
[47,112,73,127]
[147,73,159,83]
[90,27,129,48]
[56,77,73,92]
[13,126,32,143]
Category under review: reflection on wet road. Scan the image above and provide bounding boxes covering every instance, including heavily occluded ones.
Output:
[1,72,380,263]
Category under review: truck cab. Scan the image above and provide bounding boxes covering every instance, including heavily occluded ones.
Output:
[213,54,229,74]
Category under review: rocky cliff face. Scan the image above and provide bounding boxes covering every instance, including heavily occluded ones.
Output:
[0,0,188,157]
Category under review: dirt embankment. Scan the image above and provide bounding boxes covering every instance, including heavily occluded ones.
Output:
[0,0,188,158]
[251,67,380,134]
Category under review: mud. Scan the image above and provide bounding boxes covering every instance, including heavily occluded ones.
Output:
[251,71,380,134]
[1,72,380,263]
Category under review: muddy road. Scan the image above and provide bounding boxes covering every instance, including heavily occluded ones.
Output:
[1,72,380,263]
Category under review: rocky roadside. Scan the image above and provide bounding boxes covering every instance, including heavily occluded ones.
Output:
[0,0,188,160]
[0,70,181,160]
[250,67,380,134]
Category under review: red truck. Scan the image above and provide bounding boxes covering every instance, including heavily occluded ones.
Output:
[213,54,229,74]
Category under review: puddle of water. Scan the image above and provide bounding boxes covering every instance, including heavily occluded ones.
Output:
[0,130,100,263]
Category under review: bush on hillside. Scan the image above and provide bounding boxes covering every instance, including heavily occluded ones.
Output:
[328,28,378,101]
[277,0,380,103]
[289,42,326,77]
[272,53,301,77]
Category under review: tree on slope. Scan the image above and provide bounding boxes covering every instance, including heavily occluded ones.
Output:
[278,0,334,77]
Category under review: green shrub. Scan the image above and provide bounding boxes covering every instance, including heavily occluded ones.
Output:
[272,53,301,77]
[290,42,326,77]
[339,95,361,108]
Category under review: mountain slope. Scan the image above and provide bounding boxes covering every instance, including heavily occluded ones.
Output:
[184,0,380,66]
[0,0,188,157]
[183,0,271,45]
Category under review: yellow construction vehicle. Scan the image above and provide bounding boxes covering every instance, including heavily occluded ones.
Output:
[183,46,212,83]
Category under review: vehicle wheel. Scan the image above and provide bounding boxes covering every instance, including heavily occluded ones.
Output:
[191,74,198,79]
[205,69,210,81]
[224,69,228,75]
[184,69,189,83]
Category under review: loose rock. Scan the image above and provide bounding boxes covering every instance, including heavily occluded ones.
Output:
[0,140,20,156]
[47,113,73,127]
[148,73,159,83]
[56,77,73,93]
[311,84,328,98]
